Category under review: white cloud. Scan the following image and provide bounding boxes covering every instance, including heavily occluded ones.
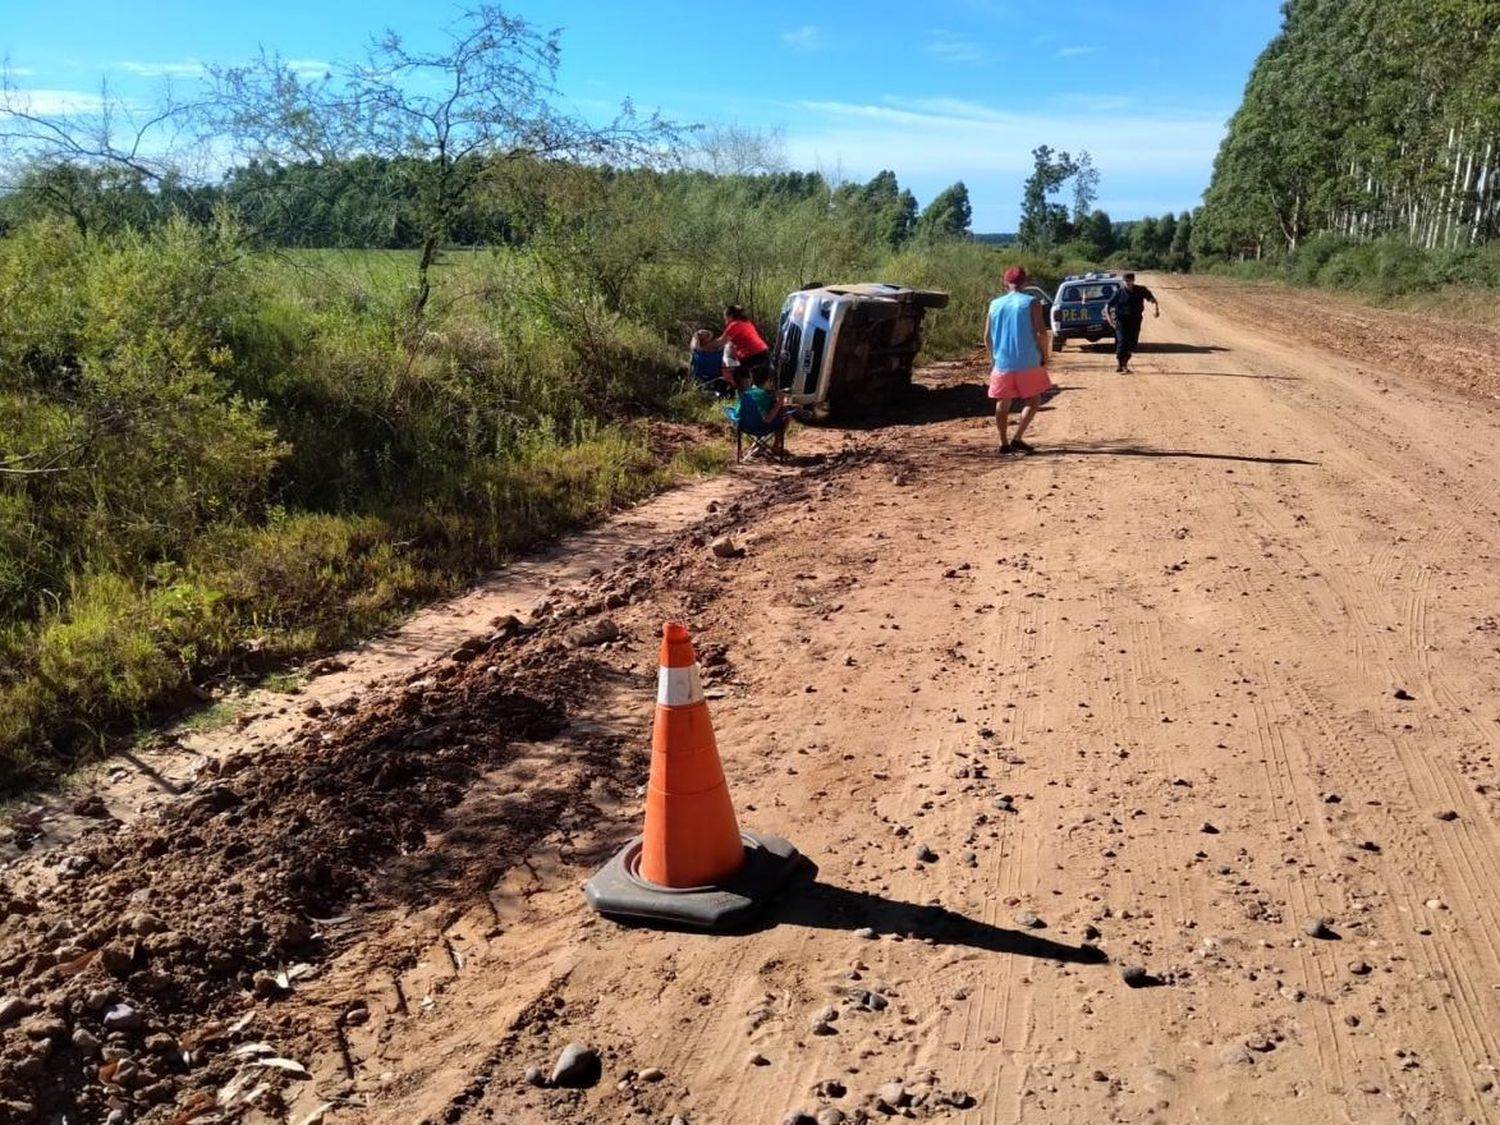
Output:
[117,60,206,78]
[1057,46,1098,58]
[781,26,824,52]
[115,57,327,81]
[926,30,987,65]
[285,58,332,78]
[784,97,1225,174]
[880,96,1014,121]
[2,87,112,114]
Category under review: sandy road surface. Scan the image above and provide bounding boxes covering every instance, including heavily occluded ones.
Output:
[5,275,1500,1125]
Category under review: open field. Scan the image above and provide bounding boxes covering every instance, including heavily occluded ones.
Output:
[4,273,1500,1124]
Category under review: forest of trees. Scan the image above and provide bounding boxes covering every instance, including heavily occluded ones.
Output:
[0,157,974,257]
[1016,146,1105,254]
[1116,211,1195,271]
[1011,145,1191,269]
[1195,0,1500,261]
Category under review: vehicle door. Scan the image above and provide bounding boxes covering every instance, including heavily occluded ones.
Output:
[1081,283,1118,331]
[1052,284,1086,330]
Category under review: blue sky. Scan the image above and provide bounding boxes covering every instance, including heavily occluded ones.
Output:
[2,0,1285,229]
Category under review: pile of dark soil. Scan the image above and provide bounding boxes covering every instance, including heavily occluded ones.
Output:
[0,629,621,1123]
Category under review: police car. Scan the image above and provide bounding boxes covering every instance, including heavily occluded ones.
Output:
[1049,271,1122,351]
[772,282,948,419]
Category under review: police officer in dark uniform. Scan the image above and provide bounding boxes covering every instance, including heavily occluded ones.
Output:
[1103,272,1159,373]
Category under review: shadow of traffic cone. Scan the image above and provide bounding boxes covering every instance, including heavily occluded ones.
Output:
[585,622,810,931]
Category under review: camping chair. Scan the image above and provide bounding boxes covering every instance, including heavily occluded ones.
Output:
[724,398,791,463]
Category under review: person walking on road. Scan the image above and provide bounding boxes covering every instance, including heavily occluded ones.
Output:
[1103,272,1159,373]
[984,265,1053,455]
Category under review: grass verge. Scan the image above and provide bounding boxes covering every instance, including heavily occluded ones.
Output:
[1,420,726,795]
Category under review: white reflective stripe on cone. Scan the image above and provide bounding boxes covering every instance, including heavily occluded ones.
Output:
[657,664,705,707]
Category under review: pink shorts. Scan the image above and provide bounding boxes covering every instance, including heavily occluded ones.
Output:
[988,366,1052,400]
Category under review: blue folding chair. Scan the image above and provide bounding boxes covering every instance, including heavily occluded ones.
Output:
[724,397,791,463]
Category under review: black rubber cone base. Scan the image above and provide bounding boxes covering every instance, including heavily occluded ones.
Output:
[585,831,808,932]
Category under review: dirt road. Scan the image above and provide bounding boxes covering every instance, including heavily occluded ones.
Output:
[5,275,1500,1125]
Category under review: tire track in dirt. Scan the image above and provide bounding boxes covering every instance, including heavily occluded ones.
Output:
[1153,285,1500,1119]
[1238,688,1354,1095]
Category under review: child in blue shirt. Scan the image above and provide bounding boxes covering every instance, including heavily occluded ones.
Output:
[738,367,794,458]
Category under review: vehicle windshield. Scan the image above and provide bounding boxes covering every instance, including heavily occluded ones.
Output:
[1061,283,1118,302]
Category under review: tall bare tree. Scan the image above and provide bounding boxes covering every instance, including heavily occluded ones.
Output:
[207,4,679,317]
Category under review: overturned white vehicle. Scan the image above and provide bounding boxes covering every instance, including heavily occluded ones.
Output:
[772,283,949,420]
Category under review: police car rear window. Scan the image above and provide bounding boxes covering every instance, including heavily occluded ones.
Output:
[1061,284,1118,302]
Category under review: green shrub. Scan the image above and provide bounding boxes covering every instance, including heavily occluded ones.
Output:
[1203,234,1500,302]
[1315,242,1378,290]
[0,572,223,790]
[1291,233,1350,284]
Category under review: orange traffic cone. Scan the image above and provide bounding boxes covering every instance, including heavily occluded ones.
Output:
[585,622,809,930]
[641,622,745,887]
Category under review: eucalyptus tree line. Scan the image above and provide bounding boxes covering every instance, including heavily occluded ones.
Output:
[1195,0,1500,260]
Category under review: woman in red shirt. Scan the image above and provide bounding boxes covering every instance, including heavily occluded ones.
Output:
[708,305,770,388]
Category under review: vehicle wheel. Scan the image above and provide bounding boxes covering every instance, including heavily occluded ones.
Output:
[1051,337,1065,353]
